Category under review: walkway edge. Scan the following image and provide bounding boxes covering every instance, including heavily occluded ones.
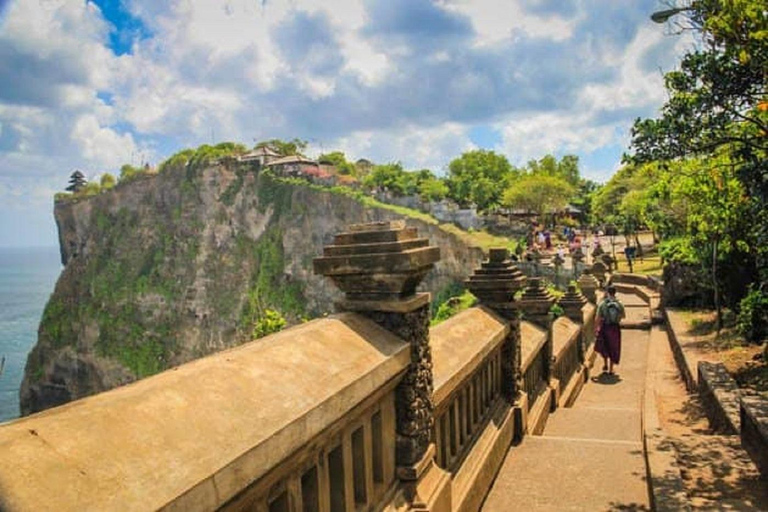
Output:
[642,325,691,512]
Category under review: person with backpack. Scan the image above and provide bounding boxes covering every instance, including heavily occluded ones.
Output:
[595,285,626,375]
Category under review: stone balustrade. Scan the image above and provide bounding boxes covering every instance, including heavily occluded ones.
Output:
[551,317,583,408]
[0,221,598,512]
[0,314,408,511]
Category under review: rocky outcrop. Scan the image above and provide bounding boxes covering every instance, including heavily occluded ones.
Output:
[21,162,483,415]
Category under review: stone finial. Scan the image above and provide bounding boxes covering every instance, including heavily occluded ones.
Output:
[466,247,526,307]
[591,244,604,258]
[591,260,608,286]
[553,253,565,267]
[571,247,585,263]
[559,284,587,322]
[599,253,615,271]
[313,220,440,305]
[314,221,445,497]
[518,277,556,327]
[577,272,599,303]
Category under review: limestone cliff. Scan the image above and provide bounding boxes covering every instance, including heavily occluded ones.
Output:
[21,160,483,414]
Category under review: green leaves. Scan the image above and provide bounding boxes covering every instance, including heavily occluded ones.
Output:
[502,174,575,217]
[446,150,514,210]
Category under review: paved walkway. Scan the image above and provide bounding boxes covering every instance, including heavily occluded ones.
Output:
[482,293,652,511]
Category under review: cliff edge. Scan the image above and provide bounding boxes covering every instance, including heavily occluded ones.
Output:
[21,160,483,414]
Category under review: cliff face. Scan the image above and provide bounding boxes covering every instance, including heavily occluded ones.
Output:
[21,162,483,414]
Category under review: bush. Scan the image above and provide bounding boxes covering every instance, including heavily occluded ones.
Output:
[659,237,699,264]
[737,287,768,343]
[252,309,287,339]
[100,173,116,190]
[431,290,477,325]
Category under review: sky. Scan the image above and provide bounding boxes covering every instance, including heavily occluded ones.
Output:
[0,0,690,247]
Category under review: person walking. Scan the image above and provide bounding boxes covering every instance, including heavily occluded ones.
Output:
[595,285,626,375]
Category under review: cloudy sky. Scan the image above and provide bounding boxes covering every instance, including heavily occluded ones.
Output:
[0,0,689,247]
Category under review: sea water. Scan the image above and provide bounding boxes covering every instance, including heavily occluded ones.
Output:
[0,247,61,423]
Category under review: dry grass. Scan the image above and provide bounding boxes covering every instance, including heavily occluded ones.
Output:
[614,254,663,275]
[681,309,768,393]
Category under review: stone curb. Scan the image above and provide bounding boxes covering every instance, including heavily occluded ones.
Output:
[643,326,691,511]
[697,361,740,435]
[740,394,768,479]
[662,309,697,393]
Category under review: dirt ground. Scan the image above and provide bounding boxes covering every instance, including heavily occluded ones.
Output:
[676,309,768,394]
[654,328,768,509]
[654,309,768,509]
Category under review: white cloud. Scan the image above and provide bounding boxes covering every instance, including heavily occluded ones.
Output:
[71,115,138,168]
[579,25,669,112]
[498,112,617,164]
[0,0,684,245]
[442,0,577,45]
[329,122,474,173]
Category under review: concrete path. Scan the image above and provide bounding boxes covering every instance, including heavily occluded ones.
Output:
[482,294,651,511]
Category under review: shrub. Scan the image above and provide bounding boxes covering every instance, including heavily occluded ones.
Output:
[431,290,476,325]
[100,173,116,190]
[252,309,287,339]
[737,287,768,343]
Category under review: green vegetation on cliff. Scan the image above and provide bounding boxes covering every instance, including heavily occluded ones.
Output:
[238,227,306,340]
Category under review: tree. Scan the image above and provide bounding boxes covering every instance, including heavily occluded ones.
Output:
[418,177,449,202]
[362,163,408,195]
[100,173,116,190]
[446,150,516,211]
[526,154,581,187]
[670,155,749,330]
[318,151,356,176]
[255,138,308,157]
[502,174,575,218]
[120,164,143,182]
[65,170,87,193]
[630,0,768,287]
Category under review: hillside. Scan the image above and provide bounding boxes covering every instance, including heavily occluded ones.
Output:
[21,159,484,414]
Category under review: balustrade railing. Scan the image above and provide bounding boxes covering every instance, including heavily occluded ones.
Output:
[434,347,503,471]
[228,391,398,512]
[583,305,596,356]
[552,334,580,390]
[522,345,548,411]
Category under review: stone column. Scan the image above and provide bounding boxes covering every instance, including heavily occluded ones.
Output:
[577,272,599,304]
[571,247,585,279]
[465,248,526,403]
[313,221,449,510]
[559,285,588,363]
[591,261,608,287]
[553,252,564,288]
[518,277,556,383]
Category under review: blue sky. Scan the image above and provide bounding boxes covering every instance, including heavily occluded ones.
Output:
[0,0,689,247]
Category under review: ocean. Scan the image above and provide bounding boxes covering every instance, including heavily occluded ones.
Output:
[0,247,61,423]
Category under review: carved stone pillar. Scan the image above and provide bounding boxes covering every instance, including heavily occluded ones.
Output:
[518,278,556,383]
[465,248,526,403]
[577,272,599,304]
[559,284,588,363]
[313,221,449,510]
[559,284,587,323]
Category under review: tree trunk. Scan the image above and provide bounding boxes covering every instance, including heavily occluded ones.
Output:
[713,239,722,333]
[634,233,644,260]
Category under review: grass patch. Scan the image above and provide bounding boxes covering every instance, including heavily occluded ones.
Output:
[614,250,663,275]
[438,223,517,254]
[264,172,522,255]
[431,289,477,326]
